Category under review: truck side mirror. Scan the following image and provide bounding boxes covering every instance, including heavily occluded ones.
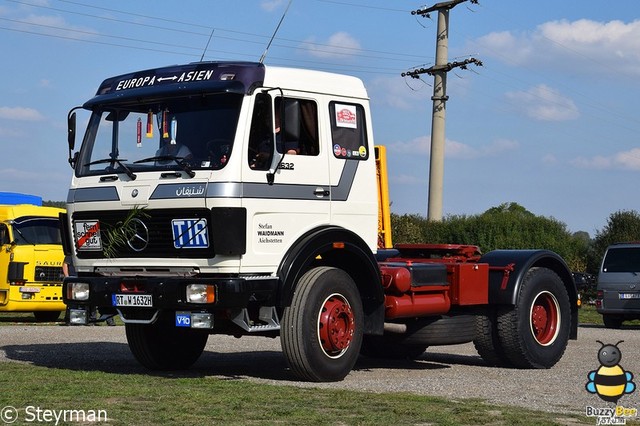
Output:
[67,111,76,151]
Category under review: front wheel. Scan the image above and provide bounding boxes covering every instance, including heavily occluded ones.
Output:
[281,267,364,382]
[496,267,571,368]
[125,311,208,370]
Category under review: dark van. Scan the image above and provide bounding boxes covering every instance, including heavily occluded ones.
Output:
[597,242,640,328]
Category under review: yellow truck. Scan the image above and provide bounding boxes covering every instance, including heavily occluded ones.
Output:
[0,203,66,321]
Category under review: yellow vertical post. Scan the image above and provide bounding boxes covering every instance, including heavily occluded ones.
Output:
[375,145,393,249]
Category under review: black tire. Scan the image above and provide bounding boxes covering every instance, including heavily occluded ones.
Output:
[125,311,208,370]
[360,334,427,360]
[400,315,476,346]
[496,267,571,369]
[473,311,513,367]
[281,266,364,382]
[33,311,61,322]
[602,314,623,329]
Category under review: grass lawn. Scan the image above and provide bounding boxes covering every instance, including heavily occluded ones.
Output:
[0,361,596,426]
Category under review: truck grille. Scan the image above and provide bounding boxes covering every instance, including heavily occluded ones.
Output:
[73,208,215,260]
[34,266,63,282]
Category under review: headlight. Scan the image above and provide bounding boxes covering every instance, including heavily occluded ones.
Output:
[67,282,90,301]
[186,284,215,304]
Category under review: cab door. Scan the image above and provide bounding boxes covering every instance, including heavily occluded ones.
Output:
[0,223,12,302]
[241,92,330,272]
[326,100,378,250]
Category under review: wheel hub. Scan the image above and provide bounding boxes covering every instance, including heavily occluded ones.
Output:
[319,294,354,356]
[530,291,559,345]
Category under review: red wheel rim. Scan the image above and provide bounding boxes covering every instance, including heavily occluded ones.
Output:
[530,291,560,346]
[318,293,355,358]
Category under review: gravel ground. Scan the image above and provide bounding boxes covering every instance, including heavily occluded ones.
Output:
[0,323,638,415]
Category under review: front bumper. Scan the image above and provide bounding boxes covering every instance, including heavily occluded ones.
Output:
[63,275,279,325]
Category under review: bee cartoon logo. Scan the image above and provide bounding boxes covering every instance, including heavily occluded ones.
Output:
[586,340,636,403]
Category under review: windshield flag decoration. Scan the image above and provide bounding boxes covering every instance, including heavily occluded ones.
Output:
[136,117,142,148]
[146,110,153,138]
[171,116,177,145]
[162,109,169,140]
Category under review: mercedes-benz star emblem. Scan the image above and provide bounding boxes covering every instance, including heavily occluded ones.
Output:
[126,218,149,252]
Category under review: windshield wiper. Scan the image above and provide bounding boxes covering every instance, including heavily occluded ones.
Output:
[85,158,137,180]
[134,156,195,178]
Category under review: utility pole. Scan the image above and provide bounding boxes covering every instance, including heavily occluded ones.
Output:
[403,0,481,221]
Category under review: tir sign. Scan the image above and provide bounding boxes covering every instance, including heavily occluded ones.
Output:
[172,219,209,249]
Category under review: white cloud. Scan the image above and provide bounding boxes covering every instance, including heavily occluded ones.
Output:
[474,19,640,75]
[0,107,44,121]
[368,76,430,110]
[302,32,361,59]
[390,135,430,155]
[0,126,26,138]
[9,13,97,40]
[571,148,640,171]
[260,0,286,12]
[391,174,426,185]
[389,136,518,159]
[505,84,579,121]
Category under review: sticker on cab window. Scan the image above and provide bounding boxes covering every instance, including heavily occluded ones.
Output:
[335,104,357,129]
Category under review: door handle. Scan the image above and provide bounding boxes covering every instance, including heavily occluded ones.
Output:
[314,187,330,197]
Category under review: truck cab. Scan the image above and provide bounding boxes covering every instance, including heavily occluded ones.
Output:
[0,203,66,321]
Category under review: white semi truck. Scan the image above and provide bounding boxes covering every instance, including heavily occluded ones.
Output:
[62,61,578,382]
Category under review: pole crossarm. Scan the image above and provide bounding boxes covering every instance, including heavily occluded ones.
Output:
[401,57,482,79]
[412,0,478,18]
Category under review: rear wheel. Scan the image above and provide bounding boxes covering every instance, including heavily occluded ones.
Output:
[496,267,571,368]
[281,267,363,382]
[401,315,476,346]
[125,311,208,370]
[473,311,513,367]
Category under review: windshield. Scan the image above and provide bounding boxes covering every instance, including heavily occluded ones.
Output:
[12,218,62,246]
[76,93,242,177]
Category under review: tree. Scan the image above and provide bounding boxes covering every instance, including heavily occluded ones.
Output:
[391,203,589,271]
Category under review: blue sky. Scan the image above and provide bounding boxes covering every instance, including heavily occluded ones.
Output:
[1,0,639,235]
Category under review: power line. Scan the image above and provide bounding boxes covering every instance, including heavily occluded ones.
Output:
[5,0,428,67]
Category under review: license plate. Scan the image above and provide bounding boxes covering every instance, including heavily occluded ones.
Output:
[619,293,640,299]
[112,294,153,307]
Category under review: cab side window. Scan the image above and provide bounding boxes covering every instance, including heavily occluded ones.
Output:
[329,102,368,160]
[275,97,319,156]
[247,94,320,170]
[0,224,9,245]
[248,93,274,170]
